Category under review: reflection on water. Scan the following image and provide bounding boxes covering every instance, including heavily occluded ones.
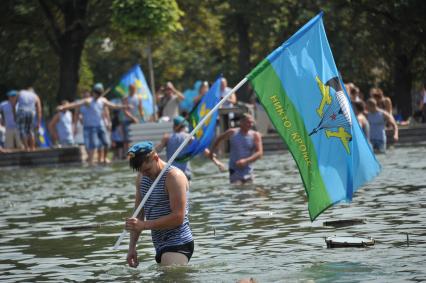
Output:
[1,146,426,282]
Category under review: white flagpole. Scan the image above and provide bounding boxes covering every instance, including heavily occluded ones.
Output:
[113,77,248,249]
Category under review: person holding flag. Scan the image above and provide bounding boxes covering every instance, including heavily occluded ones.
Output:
[123,84,145,122]
[192,81,209,106]
[157,77,227,179]
[125,141,194,266]
[155,115,225,181]
[155,116,192,179]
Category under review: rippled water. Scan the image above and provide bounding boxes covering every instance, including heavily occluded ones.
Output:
[1,146,426,282]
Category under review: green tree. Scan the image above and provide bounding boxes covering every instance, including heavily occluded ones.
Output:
[151,0,225,88]
[78,50,94,96]
[37,0,111,103]
[358,0,426,118]
[2,0,425,119]
[0,0,112,105]
[212,0,321,101]
[112,0,183,36]
[0,0,59,114]
[329,0,426,118]
[110,0,183,119]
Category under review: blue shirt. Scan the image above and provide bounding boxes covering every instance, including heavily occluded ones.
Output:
[80,98,105,128]
[0,101,16,129]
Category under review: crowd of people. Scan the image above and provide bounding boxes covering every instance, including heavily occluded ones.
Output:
[2,78,425,160]
[346,83,399,153]
[0,77,241,160]
[0,87,42,151]
[2,79,425,160]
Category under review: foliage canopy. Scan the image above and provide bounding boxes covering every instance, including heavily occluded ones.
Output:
[0,0,425,118]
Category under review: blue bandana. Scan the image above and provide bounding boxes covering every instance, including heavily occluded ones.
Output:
[173,115,189,127]
[128,141,154,157]
[7,90,17,97]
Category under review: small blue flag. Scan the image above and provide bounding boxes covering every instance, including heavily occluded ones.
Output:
[176,76,222,162]
[180,81,202,113]
[36,120,51,148]
[113,65,154,118]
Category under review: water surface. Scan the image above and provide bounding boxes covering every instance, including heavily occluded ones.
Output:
[1,146,426,282]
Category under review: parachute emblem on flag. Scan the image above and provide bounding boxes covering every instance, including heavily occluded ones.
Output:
[309,76,352,154]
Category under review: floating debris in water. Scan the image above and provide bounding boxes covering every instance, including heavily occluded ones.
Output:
[242,211,274,216]
[325,236,375,248]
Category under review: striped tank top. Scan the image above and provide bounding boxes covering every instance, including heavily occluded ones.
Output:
[140,165,193,253]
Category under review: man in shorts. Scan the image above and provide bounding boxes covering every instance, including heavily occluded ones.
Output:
[125,141,194,266]
[16,87,42,151]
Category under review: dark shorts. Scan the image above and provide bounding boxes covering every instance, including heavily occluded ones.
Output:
[113,141,124,148]
[16,110,35,137]
[155,240,194,264]
[122,121,132,142]
[229,168,253,184]
[370,138,386,153]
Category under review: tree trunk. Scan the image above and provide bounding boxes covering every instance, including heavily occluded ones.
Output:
[235,14,251,102]
[38,0,90,103]
[56,0,89,103]
[393,54,412,120]
[58,36,85,103]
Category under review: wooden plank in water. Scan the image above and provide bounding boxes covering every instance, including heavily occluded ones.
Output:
[323,219,366,228]
[325,236,375,248]
[61,224,102,231]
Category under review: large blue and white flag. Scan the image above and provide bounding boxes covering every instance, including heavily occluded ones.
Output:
[247,12,381,220]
